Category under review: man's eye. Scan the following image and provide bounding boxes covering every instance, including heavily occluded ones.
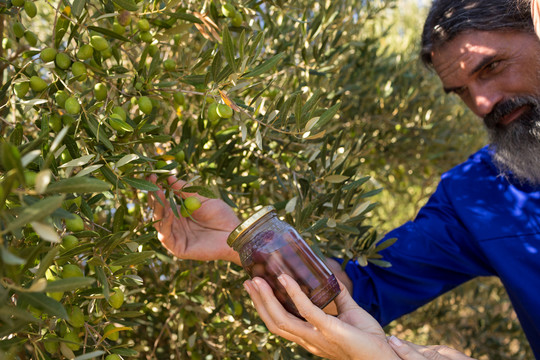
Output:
[486,61,500,72]
[454,87,467,96]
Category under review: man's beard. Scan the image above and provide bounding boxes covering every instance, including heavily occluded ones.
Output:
[484,95,540,186]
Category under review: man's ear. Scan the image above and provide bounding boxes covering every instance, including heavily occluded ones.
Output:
[533,0,540,39]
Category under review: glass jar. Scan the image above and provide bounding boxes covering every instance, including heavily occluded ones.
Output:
[228,206,340,318]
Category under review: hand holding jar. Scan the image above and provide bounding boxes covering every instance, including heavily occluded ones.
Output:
[245,274,475,360]
[227,206,340,318]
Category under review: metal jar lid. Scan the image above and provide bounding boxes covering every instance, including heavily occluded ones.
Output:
[227,206,275,247]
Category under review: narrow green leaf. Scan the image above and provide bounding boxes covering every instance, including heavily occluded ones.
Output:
[87,26,130,43]
[168,192,180,218]
[71,0,86,17]
[111,0,138,11]
[325,175,349,183]
[123,177,160,191]
[17,292,68,319]
[312,102,341,130]
[181,186,217,199]
[225,175,258,186]
[374,237,397,253]
[4,196,64,234]
[242,53,285,78]
[361,188,383,198]
[0,306,40,324]
[45,277,96,293]
[222,26,237,72]
[110,251,154,266]
[112,205,125,233]
[85,116,114,151]
[0,78,12,102]
[35,247,60,280]
[45,177,111,194]
[95,265,109,300]
[164,11,203,24]
[1,247,25,265]
[342,176,370,190]
[367,258,392,268]
[74,351,106,360]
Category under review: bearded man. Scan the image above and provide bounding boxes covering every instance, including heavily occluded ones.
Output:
[149,0,540,358]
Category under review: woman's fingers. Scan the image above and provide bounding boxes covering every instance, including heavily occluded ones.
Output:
[244,278,332,358]
[276,274,329,328]
[333,279,362,314]
[388,337,463,360]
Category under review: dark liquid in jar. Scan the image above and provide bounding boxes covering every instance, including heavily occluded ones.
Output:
[240,228,340,318]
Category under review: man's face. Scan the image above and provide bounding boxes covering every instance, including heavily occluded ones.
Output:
[431,30,540,185]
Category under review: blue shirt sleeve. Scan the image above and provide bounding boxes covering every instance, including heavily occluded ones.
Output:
[343,178,495,326]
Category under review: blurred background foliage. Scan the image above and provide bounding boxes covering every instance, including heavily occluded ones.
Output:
[0,0,532,359]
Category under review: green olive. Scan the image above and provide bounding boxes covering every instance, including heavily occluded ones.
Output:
[30,76,47,92]
[222,3,236,18]
[68,306,85,328]
[24,1,37,17]
[62,331,81,351]
[62,264,84,278]
[184,196,201,212]
[163,59,176,71]
[65,214,84,232]
[139,31,153,43]
[40,47,57,62]
[137,18,150,31]
[90,35,109,51]
[24,31,38,46]
[14,82,30,98]
[61,235,79,251]
[64,97,81,115]
[108,288,125,309]
[216,103,233,118]
[71,61,87,81]
[55,53,72,70]
[77,44,94,60]
[55,90,69,108]
[12,22,25,38]
[104,324,119,341]
[94,83,107,101]
[138,96,153,114]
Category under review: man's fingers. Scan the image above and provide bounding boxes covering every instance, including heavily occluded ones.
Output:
[166,176,210,201]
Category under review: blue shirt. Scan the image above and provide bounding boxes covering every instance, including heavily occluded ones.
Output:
[343,146,540,358]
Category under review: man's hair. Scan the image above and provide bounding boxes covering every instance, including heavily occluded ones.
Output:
[421,0,534,67]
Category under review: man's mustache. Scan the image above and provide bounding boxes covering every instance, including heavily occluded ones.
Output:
[484,96,539,129]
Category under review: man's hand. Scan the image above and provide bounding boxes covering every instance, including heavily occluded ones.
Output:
[148,175,241,265]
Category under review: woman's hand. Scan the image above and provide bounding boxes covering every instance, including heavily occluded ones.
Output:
[388,337,476,360]
[148,175,241,265]
[244,274,400,360]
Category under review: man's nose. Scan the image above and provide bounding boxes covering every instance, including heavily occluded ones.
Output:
[469,85,502,117]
